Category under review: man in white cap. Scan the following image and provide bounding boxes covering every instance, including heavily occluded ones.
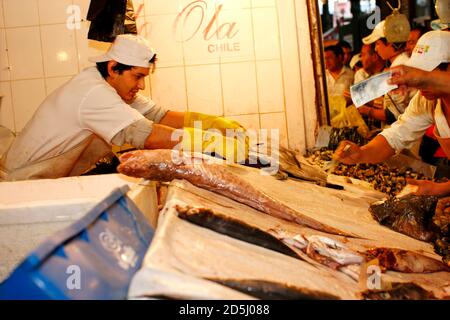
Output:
[334,30,450,196]
[0,34,246,181]
[361,20,416,125]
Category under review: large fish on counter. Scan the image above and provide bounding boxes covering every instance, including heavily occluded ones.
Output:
[117,149,348,236]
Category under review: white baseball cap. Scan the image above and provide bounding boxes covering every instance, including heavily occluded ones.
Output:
[89,34,156,68]
[405,30,450,71]
[363,21,385,45]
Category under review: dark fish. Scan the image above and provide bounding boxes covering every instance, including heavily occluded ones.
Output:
[365,248,449,273]
[118,150,349,236]
[207,279,340,300]
[362,282,436,300]
[176,206,300,259]
[434,197,450,266]
[369,195,438,242]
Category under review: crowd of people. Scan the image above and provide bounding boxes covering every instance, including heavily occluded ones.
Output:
[327,14,450,196]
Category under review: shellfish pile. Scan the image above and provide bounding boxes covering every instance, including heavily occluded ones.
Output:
[306,149,429,196]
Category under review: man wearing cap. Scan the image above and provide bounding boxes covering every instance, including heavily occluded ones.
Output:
[324,45,354,98]
[334,30,450,196]
[361,20,416,125]
[0,34,246,181]
[354,44,385,84]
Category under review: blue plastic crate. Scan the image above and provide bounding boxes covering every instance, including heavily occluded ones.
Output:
[0,186,154,300]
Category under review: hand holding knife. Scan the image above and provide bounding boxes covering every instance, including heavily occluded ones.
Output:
[326,144,351,174]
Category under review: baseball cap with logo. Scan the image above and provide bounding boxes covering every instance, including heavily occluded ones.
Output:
[89,34,156,68]
[363,21,385,45]
[405,30,450,71]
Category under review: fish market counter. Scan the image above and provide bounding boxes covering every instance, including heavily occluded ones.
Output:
[1,151,449,300]
[120,153,450,300]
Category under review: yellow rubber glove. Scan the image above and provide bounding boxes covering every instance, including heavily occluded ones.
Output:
[181,127,249,163]
[184,112,246,136]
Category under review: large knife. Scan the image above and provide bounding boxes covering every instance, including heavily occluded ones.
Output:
[350,71,398,108]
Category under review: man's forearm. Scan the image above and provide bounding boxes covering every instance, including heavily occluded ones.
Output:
[144,124,180,149]
[159,111,185,129]
[360,135,396,164]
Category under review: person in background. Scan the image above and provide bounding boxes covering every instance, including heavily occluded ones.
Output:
[391,39,450,179]
[349,53,363,73]
[324,45,354,98]
[361,20,416,125]
[0,35,246,181]
[334,30,450,196]
[338,40,353,67]
[354,43,386,84]
[354,43,386,130]
[406,26,428,57]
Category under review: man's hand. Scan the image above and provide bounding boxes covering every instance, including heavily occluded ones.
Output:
[184,112,245,135]
[408,178,450,197]
[388,65,428,90]
[182,127,249,163]
[333,141,363,165]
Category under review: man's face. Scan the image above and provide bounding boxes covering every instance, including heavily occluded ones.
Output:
[360,44,374,70]
[324,50,343,72]
[406,30,421,57]
[375,39,395,61]
[108,64,150,103]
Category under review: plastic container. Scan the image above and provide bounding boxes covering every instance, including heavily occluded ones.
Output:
[0,186,154,300]
[0,174,158,282]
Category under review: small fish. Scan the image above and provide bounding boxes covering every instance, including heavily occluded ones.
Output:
[305,235,364,268]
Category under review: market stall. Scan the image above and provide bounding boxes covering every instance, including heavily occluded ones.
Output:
[1,0,450,302]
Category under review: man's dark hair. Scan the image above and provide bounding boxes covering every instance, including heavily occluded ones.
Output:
[437,62,450,71]
[96,54,158,79]
[379,38,406,51]
[96,62,133,79]
[325,45,344,58]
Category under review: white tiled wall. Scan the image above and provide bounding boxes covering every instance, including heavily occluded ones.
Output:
[0,0,318,152]
[0,0,114,132]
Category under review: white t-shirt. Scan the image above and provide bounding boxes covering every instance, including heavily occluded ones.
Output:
[1,67,166,180]
[380,92,439,152]
[325,66,354,97]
